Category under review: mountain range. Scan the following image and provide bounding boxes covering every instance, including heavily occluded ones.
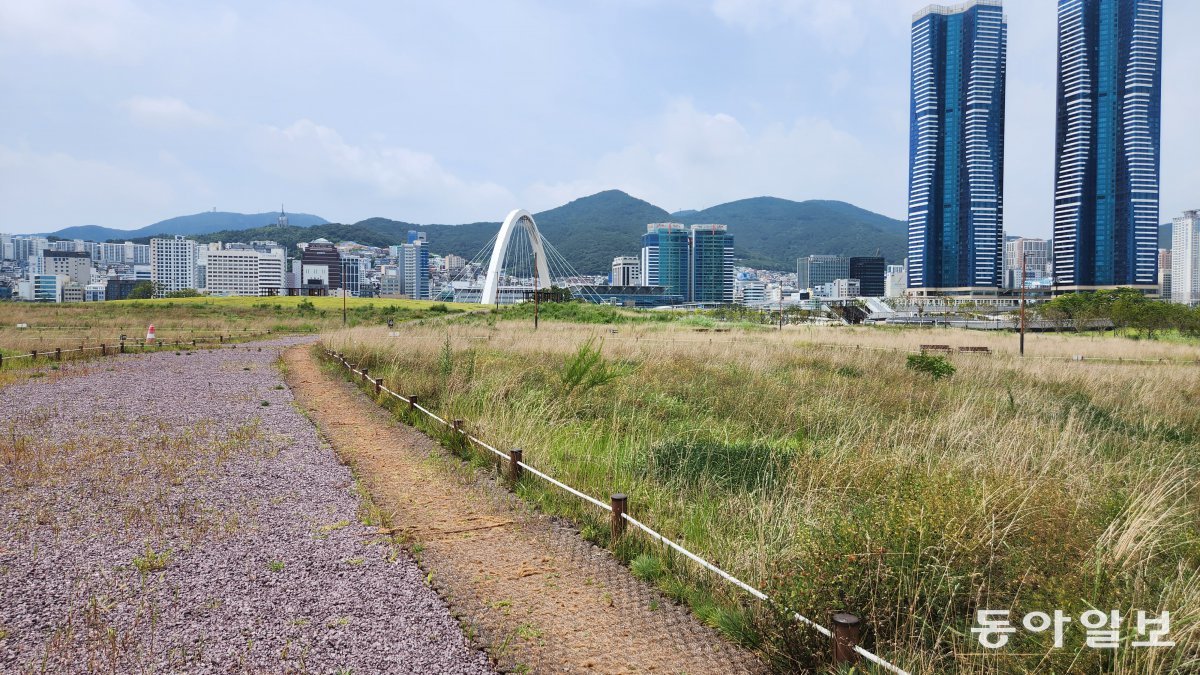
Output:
[34,192,1178,274]
[44,211,329,243]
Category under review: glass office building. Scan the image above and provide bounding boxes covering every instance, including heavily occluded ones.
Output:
[907,0,1007,295]
[689,224,734,304]
[1052,0,1162,291]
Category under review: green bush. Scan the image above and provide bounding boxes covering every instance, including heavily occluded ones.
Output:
[906,353,955,380]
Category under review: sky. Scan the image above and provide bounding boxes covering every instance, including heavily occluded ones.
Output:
[0,0,1196,238]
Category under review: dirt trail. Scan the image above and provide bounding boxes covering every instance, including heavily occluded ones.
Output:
[284,345,767,674]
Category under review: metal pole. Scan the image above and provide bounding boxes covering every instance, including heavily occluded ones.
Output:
[533,251,539,331]
[1020,255,1027,356]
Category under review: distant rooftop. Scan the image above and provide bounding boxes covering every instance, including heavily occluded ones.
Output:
[913,0,1002,21]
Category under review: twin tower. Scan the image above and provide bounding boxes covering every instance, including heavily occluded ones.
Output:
[906,0,1163,296]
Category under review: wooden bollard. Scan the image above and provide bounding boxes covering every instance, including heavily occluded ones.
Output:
[55,347,61,361]
[362,367,369,382]
[100,344,106,356]
[452,419,464,435]
[408,394,418,412]
[374,377,383,395]
[0,352,4,369]
[219,335,224,343]
[31,350,37,361]
[831,612,862,666]
[509,448,524,482]
[120,341,126,354]
[611,494,628,541]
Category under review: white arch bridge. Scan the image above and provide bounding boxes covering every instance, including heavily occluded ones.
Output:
[451,208,599,305]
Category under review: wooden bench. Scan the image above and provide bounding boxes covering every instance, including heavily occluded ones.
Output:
[958,346,991,354]
[919,344,952,353]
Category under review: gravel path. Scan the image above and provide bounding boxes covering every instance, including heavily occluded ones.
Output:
[0,339,494,674]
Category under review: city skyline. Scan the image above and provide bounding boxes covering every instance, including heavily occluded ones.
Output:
[0,1,1196,237]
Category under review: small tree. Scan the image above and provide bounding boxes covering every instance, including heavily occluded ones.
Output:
[128,281,155,299]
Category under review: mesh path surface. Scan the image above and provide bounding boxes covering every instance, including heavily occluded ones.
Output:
[284,345,768,674]
[0,338,493,674]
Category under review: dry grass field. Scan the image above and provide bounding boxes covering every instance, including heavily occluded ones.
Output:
[0,296,472,355]
[328,318,1200,673]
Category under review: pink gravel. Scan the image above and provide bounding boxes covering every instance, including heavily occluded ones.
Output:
[0,339,494,674]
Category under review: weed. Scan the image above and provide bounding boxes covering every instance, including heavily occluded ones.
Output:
[560,338,636,395]
[260,401,270,407]
[268,560,285,573]
[905,353,956,379]
[132,543,171,575]
[630,554,665,582]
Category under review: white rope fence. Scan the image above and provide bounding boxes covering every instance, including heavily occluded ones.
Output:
[329,348,910,675]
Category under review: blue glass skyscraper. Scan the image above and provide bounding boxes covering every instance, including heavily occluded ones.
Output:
[1053,0,1162,291]
[907,1,1007,295]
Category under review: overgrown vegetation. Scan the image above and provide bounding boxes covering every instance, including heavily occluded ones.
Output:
[329,319,1200,673]
[904,353,956,380]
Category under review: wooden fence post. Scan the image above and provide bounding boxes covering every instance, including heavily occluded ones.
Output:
[375,377,383,396]
[31,350,37,361]
[509,448,524,482]
[100,344,106,356]
[362,367,369,383]
[452,419,464,435]
[0,352,4,369]
[611,494,628,541]
[408,394,418,412]
[55,348,61,361]
[831,612,862,667]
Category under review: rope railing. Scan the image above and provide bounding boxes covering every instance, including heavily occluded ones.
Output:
[325,347,909,675]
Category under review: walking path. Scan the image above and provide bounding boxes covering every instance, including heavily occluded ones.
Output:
[0,339,492,674]
[284,344,767,674]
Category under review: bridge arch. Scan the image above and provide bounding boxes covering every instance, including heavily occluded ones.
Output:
[480,209,552,305]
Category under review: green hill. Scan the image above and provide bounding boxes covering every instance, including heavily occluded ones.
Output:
[102,191,909,274]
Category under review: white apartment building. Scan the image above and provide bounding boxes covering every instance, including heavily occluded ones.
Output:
[203,244,286,296]
[42,250,92,286]
[611,256,641,286]
[1172,210,1199,306]
[885,264,907,298]
[814,278,860,299]
[150,236,197,296]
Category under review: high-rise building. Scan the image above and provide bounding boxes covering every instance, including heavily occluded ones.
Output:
[1171,210,1200,305]
[1052,0,1162,292]
[299,238,341,291]
[1003,237,1052,288]
[401,236,430,300]
[796,255,849,290]
[611,256,641,286]
[689,224,733,304]
[1158,248,1172,299]
[150,236,197,296]
[639,223,731,304]
[42,250,92,286]
[0,233,11,261]
[641,223,689,298]
[907,1,1007,295]
[849,257,886,297]
[204,244,286,296]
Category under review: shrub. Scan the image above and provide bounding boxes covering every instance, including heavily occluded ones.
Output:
[560,338,635,395]
[906,353,955,380]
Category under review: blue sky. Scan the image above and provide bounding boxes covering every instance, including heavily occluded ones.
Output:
[1,0,1196,237]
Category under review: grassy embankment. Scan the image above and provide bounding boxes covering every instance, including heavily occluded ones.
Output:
[327,313,1200,674]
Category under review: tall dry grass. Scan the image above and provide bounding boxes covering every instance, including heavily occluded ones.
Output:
[328,319,1199,673]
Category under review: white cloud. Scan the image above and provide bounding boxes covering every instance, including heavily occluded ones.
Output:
[0,0,149,59]
[710,0,894,52]
[254,120,516,222]
[122,96,217,128]
[0,145,175,230]
[527,100,898,216]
